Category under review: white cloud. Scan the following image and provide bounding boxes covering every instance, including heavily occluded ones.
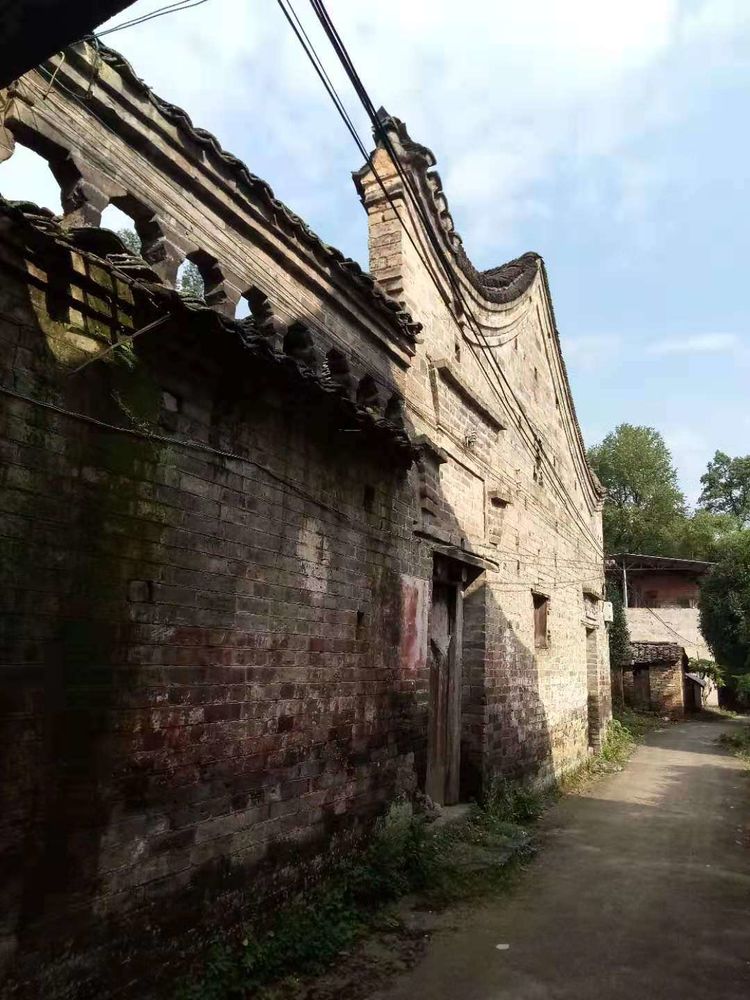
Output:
[2,0,749,268]
[647,333,740,355]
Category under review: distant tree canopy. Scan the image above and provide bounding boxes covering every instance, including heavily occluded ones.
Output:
[116,227,141,254]
[177,260,205,299]
[588,424,742,560]
[116,227,204,299]
[699,531,750,678]
[588,424,686,554]
[698,450,750,526]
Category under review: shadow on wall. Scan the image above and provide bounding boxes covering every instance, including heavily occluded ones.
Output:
[0,215,554,993]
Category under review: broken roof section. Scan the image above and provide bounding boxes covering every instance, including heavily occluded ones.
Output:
[3,39,421,363]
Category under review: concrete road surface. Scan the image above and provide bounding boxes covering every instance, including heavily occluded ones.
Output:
[372,717,750,1000]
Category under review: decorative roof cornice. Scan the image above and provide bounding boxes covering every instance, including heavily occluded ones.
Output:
[27,41,422,345]
[355,110,605,502]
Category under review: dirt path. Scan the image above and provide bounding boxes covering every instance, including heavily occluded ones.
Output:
[370,717,750,1000]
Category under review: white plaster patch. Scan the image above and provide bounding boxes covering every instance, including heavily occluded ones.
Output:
[296,515,330,595]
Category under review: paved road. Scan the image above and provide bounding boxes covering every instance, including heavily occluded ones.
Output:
[373,717,750,1000]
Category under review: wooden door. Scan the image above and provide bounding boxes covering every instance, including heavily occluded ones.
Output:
[426,577,463,805]
[633,666,651,709]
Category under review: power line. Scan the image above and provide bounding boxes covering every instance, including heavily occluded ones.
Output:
[0,382,353,521]
[94,0,210,40]
[27,34,603,566]
[29,49,602,563]
[301,0,603,556]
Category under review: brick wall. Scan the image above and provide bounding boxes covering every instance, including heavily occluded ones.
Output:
[0,207,425,995]
[627,642,686,718]
[1,41,612,996]
[357,117,611,786]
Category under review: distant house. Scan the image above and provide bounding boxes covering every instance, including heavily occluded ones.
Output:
[606,554,719,713]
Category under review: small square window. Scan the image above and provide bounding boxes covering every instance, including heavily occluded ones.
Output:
[533,592,549,649]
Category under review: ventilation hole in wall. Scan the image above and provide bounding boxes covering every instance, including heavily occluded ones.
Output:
[101,203,142,252]
[356,374,380,411]
[516,560,521,575]
[534,367,539,381]
[0,142,63,213]
[162,391,181,413]
[176,258,206,300]
[235,297,251,319]
[363,485,375,512]
[356,610,365,635]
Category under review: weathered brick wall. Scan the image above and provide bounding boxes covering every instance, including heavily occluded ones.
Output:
[357,118,611,784]
[0,205,426,995]
[648,660,686,718]
[628,571,701,608]
[626,642,686,718]
[627,607,712,661]
[0,38,612,996]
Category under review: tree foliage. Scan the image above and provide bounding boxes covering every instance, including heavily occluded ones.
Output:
[178,260,205,299]
[116,227,141,254]
[606,580,631,669]
[588,424,686,554]
[699,531,750,677]
[698,450,750,526]
[115,228,205,300]
[687,657,726,688]
[665,509,740,562]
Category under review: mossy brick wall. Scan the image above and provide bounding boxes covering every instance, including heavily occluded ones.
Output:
[0,246,428,997]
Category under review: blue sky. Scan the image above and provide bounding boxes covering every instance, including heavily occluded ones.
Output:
[2,0,748,502]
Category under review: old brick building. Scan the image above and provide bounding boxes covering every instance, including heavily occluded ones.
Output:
[607,554,718,712]
[0,41,610,996]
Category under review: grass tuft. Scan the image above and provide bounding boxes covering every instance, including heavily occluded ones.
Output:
[177,710,657,998]
[718,726,750,765]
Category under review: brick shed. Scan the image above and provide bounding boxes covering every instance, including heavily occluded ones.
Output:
[0,40,611,996]
[624,642,688,718]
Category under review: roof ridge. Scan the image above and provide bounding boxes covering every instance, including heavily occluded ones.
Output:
[59,40,421,342]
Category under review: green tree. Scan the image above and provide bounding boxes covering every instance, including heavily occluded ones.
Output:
[666,509,740,562]
[698,450,750,526]
[606,580,631,669]
[588,424,686,555]
[117,227,141,254]
[115,229,205,301]
[699,531,750,678]
[178,260,205,299]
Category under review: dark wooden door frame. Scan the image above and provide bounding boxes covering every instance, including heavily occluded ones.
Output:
[426,555,467,806]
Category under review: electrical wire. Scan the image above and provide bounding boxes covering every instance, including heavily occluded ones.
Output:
[94,0,210,40]
[20,46,606,580]
[298,0,603,556]
[0,382,352,521]
[19,61,603,572]
[646,608,701,649]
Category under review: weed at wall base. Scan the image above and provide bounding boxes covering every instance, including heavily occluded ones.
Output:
[176,711,657,999]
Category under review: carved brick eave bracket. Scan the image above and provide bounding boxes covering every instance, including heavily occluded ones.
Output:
[0,196,417,467]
